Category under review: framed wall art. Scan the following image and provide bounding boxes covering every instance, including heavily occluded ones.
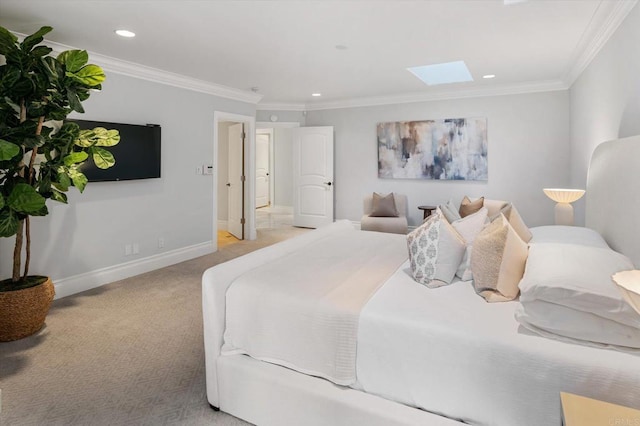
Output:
[377,117,488,181]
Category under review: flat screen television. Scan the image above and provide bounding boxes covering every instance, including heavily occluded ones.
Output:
[70,119,161,182]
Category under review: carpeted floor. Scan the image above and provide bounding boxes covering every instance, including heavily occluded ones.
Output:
[0,226,309,426]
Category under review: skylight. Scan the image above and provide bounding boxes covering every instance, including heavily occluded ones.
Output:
[407,61,473,86]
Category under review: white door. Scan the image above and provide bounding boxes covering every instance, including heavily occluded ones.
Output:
[228,123,244,239]
[292,126,334,228]
[255,133,270,208]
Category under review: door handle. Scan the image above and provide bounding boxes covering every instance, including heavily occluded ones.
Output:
[226,183,231,187]
[324,182,332,186]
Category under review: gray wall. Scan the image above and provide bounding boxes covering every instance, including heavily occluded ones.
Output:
[273,128,294,207]
[305,90,571,228]
[0,72,255,280]
[570,3,640,225]
[256,109,306,125]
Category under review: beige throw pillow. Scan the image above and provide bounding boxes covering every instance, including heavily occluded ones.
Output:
[471,214,528,302]
[370,192,399,217]
[407,209,466,288]
[459,196,484,218]
[498,203,532,243]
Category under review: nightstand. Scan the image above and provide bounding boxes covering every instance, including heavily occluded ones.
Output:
[417,205,437,220]
[561,392,640,426]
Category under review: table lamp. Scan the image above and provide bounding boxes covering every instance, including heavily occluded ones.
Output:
[543,188,585,226]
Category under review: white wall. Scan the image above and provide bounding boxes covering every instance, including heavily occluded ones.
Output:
[256,109,306,125]
[570,3,640,225]
[305,91,571,227]
[0,72,255,284]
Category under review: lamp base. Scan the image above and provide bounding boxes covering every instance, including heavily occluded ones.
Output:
[555,202,574,226]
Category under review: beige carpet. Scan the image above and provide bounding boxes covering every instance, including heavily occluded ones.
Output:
[0,227,309,426]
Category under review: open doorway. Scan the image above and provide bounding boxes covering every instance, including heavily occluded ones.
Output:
[213,112,255,252]
[255,122,300,231]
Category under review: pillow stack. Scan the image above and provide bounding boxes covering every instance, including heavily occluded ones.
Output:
[407,196,532,303]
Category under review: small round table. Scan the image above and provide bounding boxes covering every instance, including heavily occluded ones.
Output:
[418,205,437,220]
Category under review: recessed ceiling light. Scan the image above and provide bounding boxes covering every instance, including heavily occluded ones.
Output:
[407,61,473,86]
[483,74,496,79]
[335,45,348,50]
[311,93,322,97]
[115,29,136,38]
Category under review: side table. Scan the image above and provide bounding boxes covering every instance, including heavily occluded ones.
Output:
[418,205,437,220]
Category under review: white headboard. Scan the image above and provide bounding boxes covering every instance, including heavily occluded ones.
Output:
[586,135,640,267]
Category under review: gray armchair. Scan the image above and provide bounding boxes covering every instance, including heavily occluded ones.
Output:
[361,193,409,234]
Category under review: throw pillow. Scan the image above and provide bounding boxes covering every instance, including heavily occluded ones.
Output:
[452,207,489,281]
[497,203,532,243]
[407,209,466,288]
[482,199,509,218]
[439,199,462,223]
[459,196,484,217]
[471,213,529,302]
[370,192,399,217]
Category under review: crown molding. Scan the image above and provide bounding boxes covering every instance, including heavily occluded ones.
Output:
[563,0,638,86]
[256,102,307,111]
[300,80,568,111]
[12,33,263,104]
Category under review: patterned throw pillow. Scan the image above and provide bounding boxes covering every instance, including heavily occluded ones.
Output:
[471,213,529,302]
[407,209,466,288]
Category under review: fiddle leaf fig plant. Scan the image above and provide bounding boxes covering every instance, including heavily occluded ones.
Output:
[0,25,119,288]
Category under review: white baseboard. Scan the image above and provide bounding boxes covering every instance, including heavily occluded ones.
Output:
[218,220,228,231]
[53,241,215,299]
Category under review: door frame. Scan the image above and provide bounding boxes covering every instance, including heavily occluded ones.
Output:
[213,111,256,249]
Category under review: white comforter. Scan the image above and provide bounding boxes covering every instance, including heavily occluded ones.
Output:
[356,261,640,426]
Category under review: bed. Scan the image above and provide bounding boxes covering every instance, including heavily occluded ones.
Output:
[202,136,640,426]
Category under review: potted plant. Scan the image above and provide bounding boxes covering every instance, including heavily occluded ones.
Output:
[0,26,119,341]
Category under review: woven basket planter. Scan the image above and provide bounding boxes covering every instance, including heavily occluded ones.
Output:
[0,277,55,342]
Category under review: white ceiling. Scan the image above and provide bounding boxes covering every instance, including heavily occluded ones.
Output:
[0,0,636,109]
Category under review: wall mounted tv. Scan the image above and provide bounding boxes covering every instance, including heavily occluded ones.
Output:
[70,119,161,182]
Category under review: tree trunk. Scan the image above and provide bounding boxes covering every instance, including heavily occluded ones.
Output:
[12,219,24,282]
[22,116,44,280]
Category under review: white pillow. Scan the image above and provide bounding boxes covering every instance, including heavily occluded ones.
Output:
[438,199,461,223]
[519,243,639,328]
[515,300,640,350]
[452,207,488,281]
[529,225,609,248]
[407,209,466,288]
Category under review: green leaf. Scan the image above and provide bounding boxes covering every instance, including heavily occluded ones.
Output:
[63,151,88,166]
[7,183,46,215]
[0,26,18,55]
[30,204,49,217]
[91,146,115,169]
[66,89,85,113]
[68,64,106,87]
[50,189,68,204]
[0,209,19,238]
[57,49,88,72]
[53,171,71,192]
[30,45,53,57]
[0,139,20,160]
[21,26,52,52]
[0,195,4,210]
[68,167,88,192]
[94,128,120,147]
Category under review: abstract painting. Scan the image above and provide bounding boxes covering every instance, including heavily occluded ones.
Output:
[377,117,488,180]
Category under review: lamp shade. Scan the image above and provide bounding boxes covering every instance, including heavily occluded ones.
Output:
[612,270,640,315]
[543,188,585,204]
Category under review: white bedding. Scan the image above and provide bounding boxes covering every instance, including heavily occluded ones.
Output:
[355,261,640,425]
[222,225,407,385]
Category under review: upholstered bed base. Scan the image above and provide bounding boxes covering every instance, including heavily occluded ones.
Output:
[215,354,461,426]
